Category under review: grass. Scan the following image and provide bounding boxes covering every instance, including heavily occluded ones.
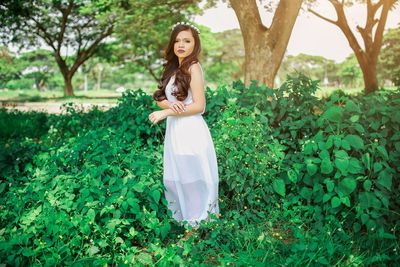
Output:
[0,88,122,104]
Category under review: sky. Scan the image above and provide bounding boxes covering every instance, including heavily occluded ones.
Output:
[194,1,400,63]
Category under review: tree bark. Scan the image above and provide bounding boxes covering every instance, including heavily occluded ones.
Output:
[361,63,378,94]
[229,0,302,88]
[64,75,74,97]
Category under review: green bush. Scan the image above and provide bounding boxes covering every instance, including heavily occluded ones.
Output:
[5,78,34,90]
[0,77,399,266]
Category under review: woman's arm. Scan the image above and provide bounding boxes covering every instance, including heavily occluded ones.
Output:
[157,99,187,113]
[156,99,171,110]
[166,63,205,117]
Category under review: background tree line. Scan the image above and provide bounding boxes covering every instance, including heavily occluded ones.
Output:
[0,0,399,96]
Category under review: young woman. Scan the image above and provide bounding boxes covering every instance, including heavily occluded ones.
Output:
[149,22,220,229]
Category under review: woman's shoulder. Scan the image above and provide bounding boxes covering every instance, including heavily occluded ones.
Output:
[189,61,203,75]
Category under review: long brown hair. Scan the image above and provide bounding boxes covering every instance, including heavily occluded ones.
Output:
[153,24,201,102]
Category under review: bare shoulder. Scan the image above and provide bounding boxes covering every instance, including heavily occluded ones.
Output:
[189,62,203,77]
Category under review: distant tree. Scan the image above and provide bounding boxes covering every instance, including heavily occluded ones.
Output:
[201,29,244,84]
[0,0,118,96]
[378,26,400,86]
[338,54,362,88]
[309,0,400,94]
[18,49,57,91]
[279,54,337,82]
[0,47,20,88]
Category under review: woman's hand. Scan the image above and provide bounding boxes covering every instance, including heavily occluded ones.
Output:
[168,101,187,113]
[148,110,168,125]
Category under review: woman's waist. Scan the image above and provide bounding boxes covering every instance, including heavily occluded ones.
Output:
[167,113,203,121]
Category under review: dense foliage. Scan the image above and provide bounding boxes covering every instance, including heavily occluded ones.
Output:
[0,76,399,266]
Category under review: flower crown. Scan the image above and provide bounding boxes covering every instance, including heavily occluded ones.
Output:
[171,21,200,35]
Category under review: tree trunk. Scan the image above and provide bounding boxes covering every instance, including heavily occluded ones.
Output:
[244,40,277,86]
[63,74,74,96]
[230,0,302,88]
[360,62,378,94]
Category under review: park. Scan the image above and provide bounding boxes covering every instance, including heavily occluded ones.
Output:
[0,0,399,266]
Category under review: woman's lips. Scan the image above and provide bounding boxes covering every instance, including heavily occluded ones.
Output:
[177,50,185,53]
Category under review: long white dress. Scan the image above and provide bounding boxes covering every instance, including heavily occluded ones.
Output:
[163,71,220,228]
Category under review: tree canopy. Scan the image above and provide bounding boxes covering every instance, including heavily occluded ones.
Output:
[379,26,400,86]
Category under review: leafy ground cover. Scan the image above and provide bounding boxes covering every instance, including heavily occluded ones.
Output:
[0,75,399,266]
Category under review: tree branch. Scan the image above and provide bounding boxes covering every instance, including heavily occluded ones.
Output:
[70,25,114,76]
[28,17,57,51]
[56,0,74,53]
[308,8,338,26]
[372,0,395,58]
[230,0,267,34]
[270,0,302,50]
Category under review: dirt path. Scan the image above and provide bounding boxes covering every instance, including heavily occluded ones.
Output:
[1,102,118,114]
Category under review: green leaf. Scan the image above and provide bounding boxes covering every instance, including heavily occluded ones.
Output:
[376,146,388,160]
[348,158,363,174]
[373,162,382,173]
[361,213,369,224]
[0,183,5,194]
[363,180,372,191]
[321,158,333,174]
[317,256,329,265]
[127,198,140,214]
[334,150,349,174]
[22,248,35,256]
[331,196,341,208]
[160,221,171,239]
[132,182,144,192]
[345,100,361,113]
[151,190,161,203]
[338,178,357,196]
[319,149,330,160]
[341,139,351,150]
[20,205,42,225]
[333,136,341,148]
[359,192,381,209]
[341,196,351,207]
[344,134,364,150]
[137,252,153,265]
[87,209,96,223]
[377,170,392,190]
[273,179,286,197]
[306,163,318,176]
[354,123,365,133]
[287,169,298,183]
[325,179,335,193]
[299,187,312,200]
[129,227,137,237]
[322,106,342,123]
[88,245,100,257]
[362,153,371,170]
[322,193,331,203]
[350,115,360,122]
[115,237,124,244]
[353,222,361,233]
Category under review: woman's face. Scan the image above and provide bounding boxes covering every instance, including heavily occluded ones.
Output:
[174,29,195,63]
